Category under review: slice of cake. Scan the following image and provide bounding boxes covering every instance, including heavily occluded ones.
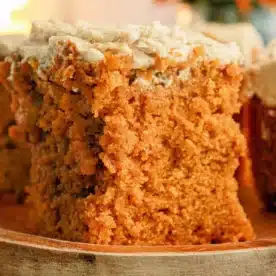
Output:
[249,40,276,211]
[0,35,30,199]
[1,20,254,245]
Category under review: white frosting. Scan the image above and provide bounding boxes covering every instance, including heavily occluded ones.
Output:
[132,49,154,69]
[0,35,27,57]
[49,35,105,63]
[29,20,77,42]
[266,39,276,60]
[152,71,173,88]
[194,23,264,67]
[178,68,191,81]
[18,20,243,71]
[132,69,190,89]
[254,39,276,107]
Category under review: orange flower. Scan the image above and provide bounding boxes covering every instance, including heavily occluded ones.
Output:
[236,0,276,12]
[235,0,252,12]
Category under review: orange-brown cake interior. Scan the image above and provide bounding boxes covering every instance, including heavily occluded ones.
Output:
[1,20,255,245]
[0,36,30,197]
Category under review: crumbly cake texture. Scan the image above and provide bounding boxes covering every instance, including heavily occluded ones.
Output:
[198,24,265,195]
[2,20,254,244]
[0,35,30,197]
[199,24,265,192]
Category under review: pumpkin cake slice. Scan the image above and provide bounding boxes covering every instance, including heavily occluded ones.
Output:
[0,35,30,199]
[1,20,254,245]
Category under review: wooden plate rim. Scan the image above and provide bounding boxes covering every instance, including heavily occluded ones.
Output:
[1,227,276,255]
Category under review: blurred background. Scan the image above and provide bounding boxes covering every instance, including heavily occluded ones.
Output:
[1,0,276,44]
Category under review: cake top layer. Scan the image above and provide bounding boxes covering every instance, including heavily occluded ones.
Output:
[18,19,243,70]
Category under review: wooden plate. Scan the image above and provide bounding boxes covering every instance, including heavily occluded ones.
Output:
[1,186,276,276]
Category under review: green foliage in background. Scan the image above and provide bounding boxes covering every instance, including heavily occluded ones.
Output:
[182,0,260,22]
[180,0,276,44]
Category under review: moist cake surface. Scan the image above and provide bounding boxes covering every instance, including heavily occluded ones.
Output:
[1,20,254,245]
[191,23,265,191]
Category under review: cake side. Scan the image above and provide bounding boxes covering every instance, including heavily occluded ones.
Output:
[248,40,276,211]
[193,23,265,192]
[0,36,30,197]
[2,21,254,244]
